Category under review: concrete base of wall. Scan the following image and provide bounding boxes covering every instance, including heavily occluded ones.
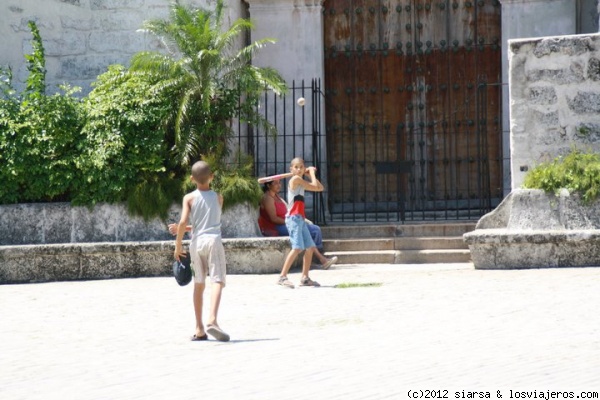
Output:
[0,237,293,284]
[464,189,600,269]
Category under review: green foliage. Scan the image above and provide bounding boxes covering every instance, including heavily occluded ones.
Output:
[126,173,185,220]
[522,149,600,203]
[24,21,46,96]
[1,11,282,219]
[130,0,287,167]
[202,150,262,211]
[72,65,178,208]
[0,21,85,204]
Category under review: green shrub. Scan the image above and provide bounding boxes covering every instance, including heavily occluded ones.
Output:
[0,16,274,221]
[0,22,85,204]
[72,65,179,210]
[522,149,600,203]
[202,150,262,211]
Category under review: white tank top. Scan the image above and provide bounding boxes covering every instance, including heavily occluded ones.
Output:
[189,189,222,238]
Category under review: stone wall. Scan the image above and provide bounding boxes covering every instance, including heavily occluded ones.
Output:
[508,33,600,189]
[0,0,245,95]
[463,189,600,269]
[0,237,291,284]
[0,202,261,245]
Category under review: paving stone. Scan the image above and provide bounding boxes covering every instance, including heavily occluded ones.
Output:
[1,263,600,399]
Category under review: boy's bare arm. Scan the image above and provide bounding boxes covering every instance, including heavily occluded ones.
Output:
[174,194,192,260]
[297,167,324,192]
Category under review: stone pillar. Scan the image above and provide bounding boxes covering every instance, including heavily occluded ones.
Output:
[499,0,577,193]
[244,0,324,84]
[576,0,600,33]
[598,0,600,32]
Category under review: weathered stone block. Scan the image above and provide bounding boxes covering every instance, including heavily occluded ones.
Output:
[574,123,600,143]
[44,36,87,56]
[567,91,600,114]
[0,205,44,244]
[532,109,559,127]
[92,11,145,31]
[0,237,292,284]
[588,57,600,81]
[528,86,557,105]
[0,201,261,245]
[89,31,145,53]
[90,0,145,11]
[532,36,593,58]
[42,203,76,243]
[60,16,93,30]
[60,55,129,79]
[464,189,600,269]
[59,0,83,6]
[526,63,585,84]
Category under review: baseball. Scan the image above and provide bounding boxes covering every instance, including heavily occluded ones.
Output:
[297,97,305,107]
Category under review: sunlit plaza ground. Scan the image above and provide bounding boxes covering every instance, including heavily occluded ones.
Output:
[2,262,600,400]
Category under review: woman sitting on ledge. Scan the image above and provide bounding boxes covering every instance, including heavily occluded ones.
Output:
[258,179,337,269]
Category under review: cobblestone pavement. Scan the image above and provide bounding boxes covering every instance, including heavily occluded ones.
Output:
[1,263,600,400]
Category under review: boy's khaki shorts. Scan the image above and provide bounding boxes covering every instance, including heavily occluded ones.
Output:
[189,235,227,286]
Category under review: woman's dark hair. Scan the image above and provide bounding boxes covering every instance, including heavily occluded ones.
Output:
[262,181,273,193]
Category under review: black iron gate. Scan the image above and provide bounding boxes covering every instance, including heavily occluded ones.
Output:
[237,80,327,225]
[237,78,502,224]
[322,81,503,222]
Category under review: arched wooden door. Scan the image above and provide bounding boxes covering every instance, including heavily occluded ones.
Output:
[323,0,503,221]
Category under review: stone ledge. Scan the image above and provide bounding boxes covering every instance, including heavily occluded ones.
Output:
[0,237,292,284]
[463,189,600,269]
[464,228,600,269]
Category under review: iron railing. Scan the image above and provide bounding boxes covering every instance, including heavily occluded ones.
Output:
[322,81,504,223]
[235,80,504,224]
[235,79,327,224]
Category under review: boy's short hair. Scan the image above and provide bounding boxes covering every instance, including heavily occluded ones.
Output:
[191,161,212,184]
[290,157,305,167]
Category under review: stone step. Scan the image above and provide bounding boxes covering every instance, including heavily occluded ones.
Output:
[325,249,472,265]
[323,236,468,252]
[320,222,476,239]
[319,222,474,265]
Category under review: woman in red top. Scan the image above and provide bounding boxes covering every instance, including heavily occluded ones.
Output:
[258,179,337,269]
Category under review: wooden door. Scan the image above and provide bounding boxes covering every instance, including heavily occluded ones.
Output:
[323,0,503,221]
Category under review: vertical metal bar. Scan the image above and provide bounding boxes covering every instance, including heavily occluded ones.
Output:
[351,118,358,221]
[395,123,403,222]
[443,116,449,220]
[291,80,296,159]
[262,89,269,175]
[407,125,414,223]
[466,99,472,220]
[312,79,321,224]
[340,109,345,221]
[301,79,306,166]
[362,117,367,221]
[317,79,326,224]
[274,85,279,178]
[476,81,483,216]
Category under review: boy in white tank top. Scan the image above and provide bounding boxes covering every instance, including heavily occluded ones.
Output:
[174,161,230,342]
[278,157,324,288]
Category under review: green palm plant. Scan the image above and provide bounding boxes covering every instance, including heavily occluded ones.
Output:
[129,0,287,168]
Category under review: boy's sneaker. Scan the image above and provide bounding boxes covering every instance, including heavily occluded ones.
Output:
[277,276,295,288]
[299,277,320,287]
[322,256,338,270]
